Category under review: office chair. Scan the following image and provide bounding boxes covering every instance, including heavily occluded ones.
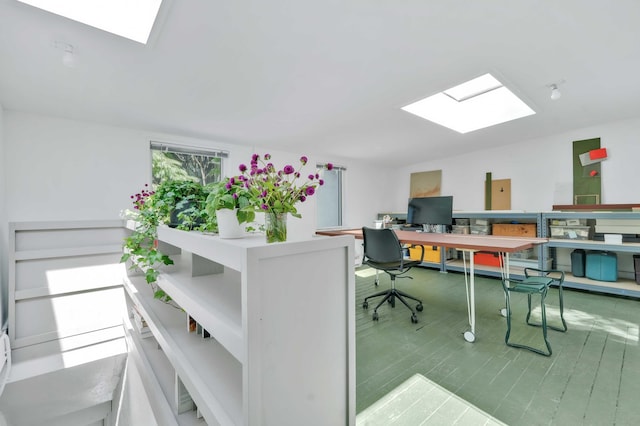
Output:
[501,268,566,356]
[361,227,424,323]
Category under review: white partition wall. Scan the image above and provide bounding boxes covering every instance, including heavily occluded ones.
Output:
[123,226,356,425]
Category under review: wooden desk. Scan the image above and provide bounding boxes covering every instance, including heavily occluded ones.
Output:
[317,228,547,343]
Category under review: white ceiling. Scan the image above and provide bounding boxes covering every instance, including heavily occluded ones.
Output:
[1,0,640,167]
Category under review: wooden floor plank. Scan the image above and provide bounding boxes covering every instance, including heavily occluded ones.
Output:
[356,265,640,425]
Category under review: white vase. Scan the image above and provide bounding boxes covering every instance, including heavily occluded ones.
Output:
[216,208,244,239]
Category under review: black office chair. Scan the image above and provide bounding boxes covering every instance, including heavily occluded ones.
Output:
[361,227,424,323]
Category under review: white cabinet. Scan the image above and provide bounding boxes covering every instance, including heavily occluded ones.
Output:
[123,226,355,425]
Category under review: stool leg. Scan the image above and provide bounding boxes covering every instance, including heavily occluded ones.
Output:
[540,289,552,356]
[505,288,552,357]
[504,291,512,347]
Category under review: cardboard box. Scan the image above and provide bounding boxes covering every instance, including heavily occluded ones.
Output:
[492,223,537,237]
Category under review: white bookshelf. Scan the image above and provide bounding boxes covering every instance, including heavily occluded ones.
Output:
[124,226,355,425]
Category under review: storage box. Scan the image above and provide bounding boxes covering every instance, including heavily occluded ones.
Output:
[511,248,534,259]
[604,234,623,244]
[471,218,490,226]
[454,218,470,226]
[452,225,470,234]
[492,223,537,237]
[571,249,586,277]
[470,225,492,235]
[474,251,501,267]
[409,245,441,263]
[585,251,618,282]
[549,225,592,240]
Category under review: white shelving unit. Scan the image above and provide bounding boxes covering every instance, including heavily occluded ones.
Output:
[8,220,128,350]
[123,226,355,425]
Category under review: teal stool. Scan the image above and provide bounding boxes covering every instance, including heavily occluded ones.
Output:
[501,268,566,356]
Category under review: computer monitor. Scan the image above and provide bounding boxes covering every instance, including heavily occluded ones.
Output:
[407,196,453,226]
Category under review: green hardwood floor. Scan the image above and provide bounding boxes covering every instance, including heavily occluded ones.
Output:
[355,265,640,425]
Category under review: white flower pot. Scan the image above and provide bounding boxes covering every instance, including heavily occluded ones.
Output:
[217,208,244,239]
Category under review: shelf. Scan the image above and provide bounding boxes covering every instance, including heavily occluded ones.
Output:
[124,276,242,426]
[157,255,243,361]
[546,238,640,253]
[558,273,640,297]
[13,244,123,261]
[158,226,264,272]
[445,259,527,278]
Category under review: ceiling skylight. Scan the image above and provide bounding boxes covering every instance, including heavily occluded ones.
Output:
[402,73,535,134]
[17,0,163,44]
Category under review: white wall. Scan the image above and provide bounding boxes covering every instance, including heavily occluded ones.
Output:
[2,110,387,229]
[392,116,640,212]
[0,104,6,329]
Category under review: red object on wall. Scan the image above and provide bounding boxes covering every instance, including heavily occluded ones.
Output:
[589,148,608,160]
[590,170,598,177]
[474,252,502,267]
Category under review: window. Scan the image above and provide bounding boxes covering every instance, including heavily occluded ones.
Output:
[150,141,227,185]
[316,165,345,229]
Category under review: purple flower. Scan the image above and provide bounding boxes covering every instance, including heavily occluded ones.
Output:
[300,156,308,165]
[308,174,315,180]
[318,179,324,185]
[233,193,238,199]
[326,163,334,171]
[252,154,259,162]
[225,182,232,190]
[283,165,295,175]
[264,153,271,160]
[305,186,315,196]
[299,195,307,202]
[261,204,268,210]
[239,163,247,171]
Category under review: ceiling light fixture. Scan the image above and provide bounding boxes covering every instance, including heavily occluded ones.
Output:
[54,41,76,68]
[550,84,561,100]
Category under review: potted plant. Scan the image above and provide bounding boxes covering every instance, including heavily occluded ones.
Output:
[152,179,211,230]
[237,153,333,243]
[206,176,256,238]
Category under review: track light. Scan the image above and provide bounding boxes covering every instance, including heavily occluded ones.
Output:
[550,84,561,100]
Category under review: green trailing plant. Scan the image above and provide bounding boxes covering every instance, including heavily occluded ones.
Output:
[121,180,215,304]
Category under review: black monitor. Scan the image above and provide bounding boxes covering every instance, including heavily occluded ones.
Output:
[407,196,453,226]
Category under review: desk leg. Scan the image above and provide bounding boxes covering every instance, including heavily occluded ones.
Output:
[499,252,510,318]
[462,250,476,343]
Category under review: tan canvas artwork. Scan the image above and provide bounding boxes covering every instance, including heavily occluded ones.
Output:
[410,170,442,198]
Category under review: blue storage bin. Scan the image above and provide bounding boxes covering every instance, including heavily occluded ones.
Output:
[585,251,618,282]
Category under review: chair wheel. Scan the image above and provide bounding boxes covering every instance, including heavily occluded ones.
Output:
[362,301,369,309]
[372,312,379,321]
[411,314,418,324]
[388,296,395,307]
[416,303,423,312]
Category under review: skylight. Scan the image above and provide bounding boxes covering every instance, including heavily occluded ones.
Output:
[17,0,163,44]
[401,73,535,134]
